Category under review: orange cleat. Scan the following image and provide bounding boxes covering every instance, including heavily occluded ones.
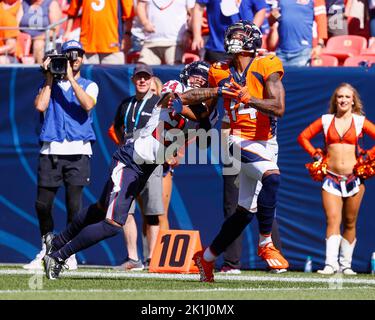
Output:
[258,243,289,270]
[193,250,215,283]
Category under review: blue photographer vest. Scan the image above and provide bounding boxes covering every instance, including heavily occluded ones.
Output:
[39,77,96,142]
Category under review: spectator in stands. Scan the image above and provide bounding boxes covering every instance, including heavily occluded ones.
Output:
[64,0,133,64]
[19,0,62,64]
[298,83,375,275]
[24,40,98,270]
[191,0,267,63]
[326,0,352,37]
[109,64,163,271]
[124,0,144,62]
[1,0,23,22]
[0,6,19,63]
[267,0,328,66]
[137,0,195,65]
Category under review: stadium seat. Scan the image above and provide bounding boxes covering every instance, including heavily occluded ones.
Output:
[182,52,200,64]
[310,55,339,67]
[360,40,375,56]
[322,35,367,63]
[343,55,375,67]
[126,51,140,64]
[16,33,35,64]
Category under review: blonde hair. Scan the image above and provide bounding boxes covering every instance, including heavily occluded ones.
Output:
[151,76,163,96]
[328,83,364,115]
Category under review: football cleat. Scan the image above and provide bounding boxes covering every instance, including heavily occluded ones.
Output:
[43,254,67,280]
[193,250,215,283]
[43,232,56,255]
[258,243,289,270]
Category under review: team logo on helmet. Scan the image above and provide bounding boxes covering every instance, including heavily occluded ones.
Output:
[224,20,262,54]
[179,61,210,87]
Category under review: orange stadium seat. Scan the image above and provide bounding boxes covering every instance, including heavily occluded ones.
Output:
[360,40,375,56]
[311,55,339,67]
[182,52,200,64]
[322,35,367,63]
[343,55,375,67]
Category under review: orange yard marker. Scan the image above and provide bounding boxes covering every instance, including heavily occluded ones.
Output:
[149,230,202,273]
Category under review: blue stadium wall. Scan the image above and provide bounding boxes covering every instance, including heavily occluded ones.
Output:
[1,65,375,272]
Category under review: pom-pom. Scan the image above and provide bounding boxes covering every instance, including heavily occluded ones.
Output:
[353,156,375,180]
[305,158,328,181]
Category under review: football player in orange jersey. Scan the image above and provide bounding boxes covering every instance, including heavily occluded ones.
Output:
[193,20,289,282]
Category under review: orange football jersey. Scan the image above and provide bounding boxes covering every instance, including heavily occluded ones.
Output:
[208,55,284,141]
[66,0,133,54]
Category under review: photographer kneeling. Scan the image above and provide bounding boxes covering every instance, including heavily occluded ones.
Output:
[23,40,99,271]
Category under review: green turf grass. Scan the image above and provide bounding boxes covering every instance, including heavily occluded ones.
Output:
[1,266,375,300]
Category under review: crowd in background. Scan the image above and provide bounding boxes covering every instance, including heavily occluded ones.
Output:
[1,0,375,66]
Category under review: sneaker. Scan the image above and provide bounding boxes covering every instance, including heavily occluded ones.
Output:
[43,254,67,280]
[340,267,357,275]
[65,254,78,270]
[193,250,214,283]
[23,245,46,270]
[219,265,241,274]
[269,268,288,274]
[114,258,144,271]
[258,243,289,270]
[317,265,337,275]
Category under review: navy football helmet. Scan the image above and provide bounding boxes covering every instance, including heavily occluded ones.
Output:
[224,20,262,54]
[179,61,210,88]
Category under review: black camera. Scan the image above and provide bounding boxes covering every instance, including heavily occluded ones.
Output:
[47,54,68,77]
[44,50,80,79]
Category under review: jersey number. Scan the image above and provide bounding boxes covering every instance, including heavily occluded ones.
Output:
[230,100,257,122]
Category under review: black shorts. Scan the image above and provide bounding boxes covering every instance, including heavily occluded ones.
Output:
[37,154,91,187]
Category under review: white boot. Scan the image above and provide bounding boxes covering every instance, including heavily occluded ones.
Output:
[317,235,341,275]
[339,238,357,275]
[23,243,46,270]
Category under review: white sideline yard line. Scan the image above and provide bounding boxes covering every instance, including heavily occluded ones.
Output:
[1,287,374,294]
[1,269,375,285]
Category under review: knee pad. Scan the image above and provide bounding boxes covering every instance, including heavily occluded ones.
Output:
[145,215,159,226]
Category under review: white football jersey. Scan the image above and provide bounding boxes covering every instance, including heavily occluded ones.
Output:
[132,80,217,164]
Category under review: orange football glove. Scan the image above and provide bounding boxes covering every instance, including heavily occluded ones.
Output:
[224,81,252,104]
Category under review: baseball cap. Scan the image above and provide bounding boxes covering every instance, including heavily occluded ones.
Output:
[61,40,85,54]
[133,64,153,76]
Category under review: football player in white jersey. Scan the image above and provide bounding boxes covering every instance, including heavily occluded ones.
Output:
[41,61,232,279]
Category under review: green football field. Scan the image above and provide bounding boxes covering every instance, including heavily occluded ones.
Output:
[1,265,375,300]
